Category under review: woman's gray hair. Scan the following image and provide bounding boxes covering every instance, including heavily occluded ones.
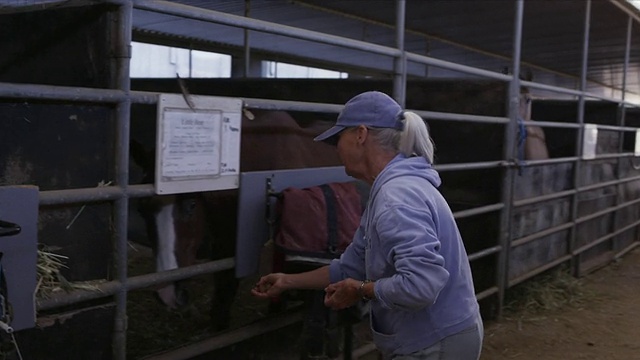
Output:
[368,111,435,163]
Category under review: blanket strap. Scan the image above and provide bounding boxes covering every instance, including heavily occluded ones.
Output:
[319,184,338,254]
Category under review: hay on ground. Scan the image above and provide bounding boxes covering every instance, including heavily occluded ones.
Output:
[36,245,104,301]
[504,267,595,317]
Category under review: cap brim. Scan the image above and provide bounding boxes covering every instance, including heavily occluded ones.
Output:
[313,125,345,142]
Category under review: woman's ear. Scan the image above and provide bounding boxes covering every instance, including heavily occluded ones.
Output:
[356,125,368,144]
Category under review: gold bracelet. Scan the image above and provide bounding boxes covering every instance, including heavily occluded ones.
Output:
[358,279,373,301]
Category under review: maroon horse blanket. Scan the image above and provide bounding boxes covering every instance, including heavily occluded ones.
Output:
[274,181,368,258]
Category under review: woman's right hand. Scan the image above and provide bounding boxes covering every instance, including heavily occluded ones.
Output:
[251,273,288,298]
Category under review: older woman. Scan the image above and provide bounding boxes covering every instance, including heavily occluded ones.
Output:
[252,91,483,360]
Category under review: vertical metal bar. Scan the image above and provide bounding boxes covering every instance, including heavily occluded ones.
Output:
[570,0,591,277]
[244,0,251,78]
[423,38,431,78]
[112,1,133,359]
[621,17,632,108]
[496,0,524,318]
[393,0,407,107]
[189,47,193,78]
[612,16,633,252]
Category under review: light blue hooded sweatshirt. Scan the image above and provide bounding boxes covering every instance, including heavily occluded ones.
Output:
[329,154,480,358]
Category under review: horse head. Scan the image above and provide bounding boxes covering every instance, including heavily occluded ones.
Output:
[518,75,550,161]
[130,139,205,310]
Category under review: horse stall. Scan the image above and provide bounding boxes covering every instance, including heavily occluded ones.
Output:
[125,77,513,358]
[2,1,640,360]
[0,3,119,359]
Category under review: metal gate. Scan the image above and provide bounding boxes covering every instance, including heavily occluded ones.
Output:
[1,1,640,359]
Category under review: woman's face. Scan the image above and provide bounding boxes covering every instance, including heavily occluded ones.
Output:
[336,127,365,180]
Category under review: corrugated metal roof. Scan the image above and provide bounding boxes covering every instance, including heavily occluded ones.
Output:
[9,0,639,101]
[128,0,640,102]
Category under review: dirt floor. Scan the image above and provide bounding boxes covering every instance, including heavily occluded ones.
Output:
[480,246,640,360]
[127,246,640,360]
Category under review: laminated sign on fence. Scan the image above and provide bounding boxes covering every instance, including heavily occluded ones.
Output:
[155,94,242,194]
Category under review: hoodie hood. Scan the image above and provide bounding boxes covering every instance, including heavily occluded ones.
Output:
[371,154,441,198]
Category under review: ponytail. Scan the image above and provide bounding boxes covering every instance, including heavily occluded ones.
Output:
[399,111,435,164]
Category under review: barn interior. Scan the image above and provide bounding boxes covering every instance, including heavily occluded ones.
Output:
[2,1,640,359]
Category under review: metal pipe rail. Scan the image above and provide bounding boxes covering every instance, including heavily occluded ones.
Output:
[475,286,499,301]
[141,309,305,360]
[133,0,401,57]
[0,82,128,103]
[615,241,640,259]
[38,184,155,205]
[518,152,640,168]
[522,156,580,166]
[576,196,640,225]
[523,120,581,129]
[242,98,343,113]
[596,124,640,132]
[110,3,132,357]
[510,195,640,249]
[567,0,591,279]
[434,160,506,172]
[513,174,640,208]
[38,154,638,211]
[5,84,633,129]
[572,218,640,257]
[522,120,640,132]
[521,79,639,107]
[37,257,235,311]
[511,223,574,248]
[508,254,573,288]
[0,81,513,126]
[393,0,407,106]
[0,81,158,104]
[493,0,525,319]
[404,52,512,83]
[453,204,504,220]
[468,245,502,262]
[513,189,575,208]
[412,110,508,125]
[592,152,636,160]
[8,80,636,135]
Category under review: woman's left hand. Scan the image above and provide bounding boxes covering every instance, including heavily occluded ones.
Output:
[324,278,361,310]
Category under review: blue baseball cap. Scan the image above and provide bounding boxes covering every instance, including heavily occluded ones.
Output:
[314,91,404,142]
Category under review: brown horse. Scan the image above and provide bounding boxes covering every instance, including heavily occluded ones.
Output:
[130,80,550,330]
[131,108,342,328]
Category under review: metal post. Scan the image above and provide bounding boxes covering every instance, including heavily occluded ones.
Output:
[189,45,193,78]
[612,15,633,252]
[393,0,407,107]
[244,0,251,77]
[570,0,591,278]
[496,0,524,318]
[111,1,133,359]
